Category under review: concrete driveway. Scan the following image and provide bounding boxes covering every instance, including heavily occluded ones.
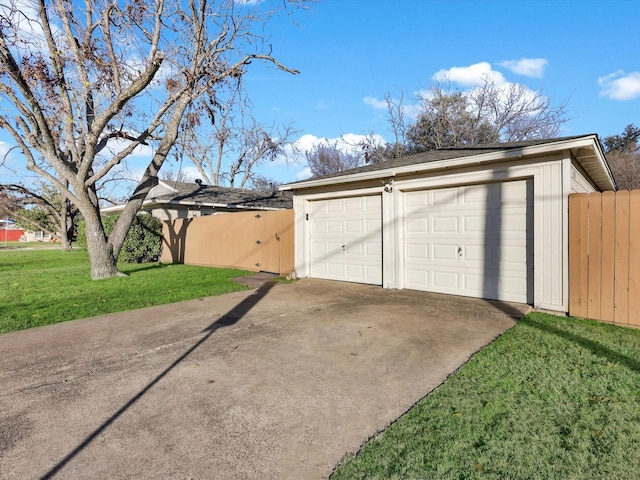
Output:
[0,278,529,479]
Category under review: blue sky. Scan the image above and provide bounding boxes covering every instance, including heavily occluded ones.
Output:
[1,0,638,191]
[245,0,640,183]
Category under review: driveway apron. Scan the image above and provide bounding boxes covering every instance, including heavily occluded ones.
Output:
[0,278,529,479]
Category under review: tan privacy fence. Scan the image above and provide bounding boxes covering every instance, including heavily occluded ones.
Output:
[161,210,294,275]
[569,191,640,327]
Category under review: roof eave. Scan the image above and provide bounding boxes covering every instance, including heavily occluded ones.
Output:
[280,135,616,192]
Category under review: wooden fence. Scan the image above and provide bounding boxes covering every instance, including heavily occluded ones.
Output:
[161,209,294,275]
[569,191,640,327]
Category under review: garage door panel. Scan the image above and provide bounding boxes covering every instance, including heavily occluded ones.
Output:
[433,271,459,289]
[403,180,532,303]
[433,244,458,261]
[434,188,459,205]
[309,195,382,285]
[433,216,458,233]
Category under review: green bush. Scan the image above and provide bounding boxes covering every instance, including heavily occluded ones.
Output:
[77,213,162,263]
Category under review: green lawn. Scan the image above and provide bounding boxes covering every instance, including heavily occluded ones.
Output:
[331,312,640,480]
[0,249,251,333]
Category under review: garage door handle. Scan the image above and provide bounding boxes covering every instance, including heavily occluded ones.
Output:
[458,246,463,257]
[342,244,346,251]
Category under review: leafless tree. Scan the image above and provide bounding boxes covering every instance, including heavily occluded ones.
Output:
[306,142,361,177]
[602,124,640,190]
[469,76,568,141]
[177,84,299,189]
[0,0,306,278]
[248,174,281,193]
[385,91,410,159]
[160,167,194,184]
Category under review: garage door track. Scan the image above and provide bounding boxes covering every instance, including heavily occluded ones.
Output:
[0,279,529,479]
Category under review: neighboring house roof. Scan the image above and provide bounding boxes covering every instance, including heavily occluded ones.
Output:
[281,134,616,192]
[102,180,293,214]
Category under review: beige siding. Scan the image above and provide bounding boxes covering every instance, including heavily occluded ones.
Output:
[161,210,294,275]
[570,163,597,193]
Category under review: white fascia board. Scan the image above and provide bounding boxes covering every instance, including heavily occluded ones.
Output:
[280,135,614,191]
[102,199,286,213]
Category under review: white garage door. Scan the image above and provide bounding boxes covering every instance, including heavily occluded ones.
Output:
[403,180,533,303]
[309,195,382,285]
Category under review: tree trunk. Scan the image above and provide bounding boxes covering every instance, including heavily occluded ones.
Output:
[83,207,122,279]
[58,199,73,251]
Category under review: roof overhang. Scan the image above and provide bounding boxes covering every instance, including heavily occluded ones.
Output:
[101,198,286,214]
[280,135,616,192]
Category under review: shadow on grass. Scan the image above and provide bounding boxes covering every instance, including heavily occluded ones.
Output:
[41,281,276,480]
[119,262,168,275]
[524,316,640,374]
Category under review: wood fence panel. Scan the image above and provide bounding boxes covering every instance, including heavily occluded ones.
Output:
[629,191,640,327]
[614,191,629,325]
[160,210,294,275]
[569,190,640,327]
[587,194,602,320]
[600,191,615,322]
[569,194,589,318]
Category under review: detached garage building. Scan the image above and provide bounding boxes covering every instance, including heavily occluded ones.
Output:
[280,135,616,313]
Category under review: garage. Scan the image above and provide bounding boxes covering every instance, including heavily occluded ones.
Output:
[308,195,382,284]
[403,180,533,303]
[284,135,616,313]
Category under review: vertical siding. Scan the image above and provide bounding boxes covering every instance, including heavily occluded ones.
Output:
[569,191,640,327]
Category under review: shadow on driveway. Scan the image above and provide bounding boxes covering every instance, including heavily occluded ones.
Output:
[42,282,275,479]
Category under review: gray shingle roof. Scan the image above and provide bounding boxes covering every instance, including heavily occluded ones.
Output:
[152,181,292,210]
[289,135,596,184]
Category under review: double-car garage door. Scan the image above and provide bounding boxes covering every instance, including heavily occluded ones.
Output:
[308,180,533,303]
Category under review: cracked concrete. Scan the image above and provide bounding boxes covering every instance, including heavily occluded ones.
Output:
[0,278,529,479]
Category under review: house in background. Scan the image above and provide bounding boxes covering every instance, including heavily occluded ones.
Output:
[102,180,293,220]
[281,134,616,314]
[0,219,24,242]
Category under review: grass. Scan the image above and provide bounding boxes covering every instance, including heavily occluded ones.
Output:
[331,312,640,480]
[0,249,252,333]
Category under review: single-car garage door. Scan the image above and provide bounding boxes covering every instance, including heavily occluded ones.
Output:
[403,180,533,303]
[309,195,382,285]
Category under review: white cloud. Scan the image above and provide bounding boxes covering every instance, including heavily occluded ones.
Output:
[598,71,640,101]
[315,99,331,110]
[363,96,388,110]
[295,166,312,180]
[432,62,506,87]
[499,58,548,78]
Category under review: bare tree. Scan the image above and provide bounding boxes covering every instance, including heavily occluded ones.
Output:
[0,0,306,278]
[159,167,194,184]
[178,84,298,189]
[469,76,568,141]
[306,142,361,177]
[602,124,640,190]
[385,91,410,159]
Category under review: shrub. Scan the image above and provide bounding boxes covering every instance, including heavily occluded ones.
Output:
[77,214,162,263]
